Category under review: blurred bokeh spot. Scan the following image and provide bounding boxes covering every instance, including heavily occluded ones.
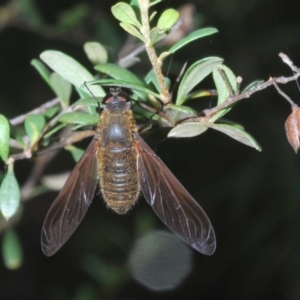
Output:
[128,230,193,291]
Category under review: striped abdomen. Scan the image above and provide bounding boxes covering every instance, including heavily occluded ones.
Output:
[98,145,139,214]
[97,109,140,214]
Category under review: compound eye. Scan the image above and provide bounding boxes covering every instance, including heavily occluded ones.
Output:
[117,91,131,102]
[102,90,131,105]
[102,94,114,105]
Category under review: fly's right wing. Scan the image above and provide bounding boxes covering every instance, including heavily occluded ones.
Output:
[134,133,216,255]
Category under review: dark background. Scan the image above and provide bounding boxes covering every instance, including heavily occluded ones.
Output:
[1,0,300,299]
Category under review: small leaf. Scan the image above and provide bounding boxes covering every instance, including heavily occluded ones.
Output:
[95,64,147,100]
[95,63,145,86]
[150,27,167,45]
[43,123,67,140]
[0,164,21,220]
[2,228,23,270]
[9,124,25,149]
[205,122,262,151]
[149,0,163,7]
[119,23,145,42]
[65,145,85,162]
[130,0,140,8]
[149,11,157,22]
[169,27,218,54]
[144,69,170,93]
[165,104,197,126]
[168,122,208,138]
[58,112,99,125]
[111,2,142,28]
[157,8,179,29]
[84,42,108,65]
[43,106,60,118]
[72,98,101,108]
[158,51,171,62]
[50,72,72,108]
[24,114,45,146]
[213,65,237,105]
[40,50,105,97]
[242,80,264,92]
[56,3,89,31]
[30,59,52,88]
[211,65,237,121]
[0,115,10,162]
[176,57,224,105]
[88,79,161,99]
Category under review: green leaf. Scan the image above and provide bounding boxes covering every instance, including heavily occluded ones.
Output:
[58,112,99,125]
[119,23,145,42]
[50,72,72,109]
[43,123,67,140]
[158,51,171,62]
[184,89,217,102]
[9,123,25,149]
[24,114,45,146]
[0,115,10,162]
[149,11,157,22]
[149,0,163,7]
[40,50,105,97]
[168,122,208,138]
[17,0,44,29]
[88,79,161,99]
[157,8,179,29]
[150,27,167,45]
[176,57,224,105]
[130,0,140,8]
[242,80,264,92]
[95,63,145,86]
[0,164,21,220]
[30,59,51,88]
[65,145,85,162]
[205,122,262,151]
[169,27,218,54]
[111,2,142,28]
[72,98,102,108]
[94,64,148,100]
[213,65,237,105]
[43,106,60,118]
[211,65,237,121]
[84,42,108,65]
[144,69,170,93]
[83,254,129,286]
[56,4,89,31]
[2,228,23,270]
[165,104,197,126]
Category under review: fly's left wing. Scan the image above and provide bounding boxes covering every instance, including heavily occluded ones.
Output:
[41,139,98,256]
[134,133,216,255]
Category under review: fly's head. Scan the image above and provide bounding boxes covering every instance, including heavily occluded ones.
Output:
[103,87,131,113]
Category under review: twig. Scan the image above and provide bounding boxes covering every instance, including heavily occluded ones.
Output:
[203,72,300,117]
[272,80,296,107]
[9,98,60,126]
[138,0,171,104]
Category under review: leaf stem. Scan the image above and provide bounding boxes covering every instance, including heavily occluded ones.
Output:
[138,0,171,104]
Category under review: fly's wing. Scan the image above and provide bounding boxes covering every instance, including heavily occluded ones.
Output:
[134,133,216,255]
[41,139,98,256]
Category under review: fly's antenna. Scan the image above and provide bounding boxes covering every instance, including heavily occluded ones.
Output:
[83,82,101,115]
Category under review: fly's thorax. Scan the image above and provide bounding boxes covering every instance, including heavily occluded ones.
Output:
[97,109,140,214]
[97,110,137,145]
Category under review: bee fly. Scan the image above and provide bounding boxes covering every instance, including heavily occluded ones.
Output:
[41,88,216,256]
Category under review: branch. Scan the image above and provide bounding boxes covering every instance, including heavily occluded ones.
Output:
[203,52,300,117]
